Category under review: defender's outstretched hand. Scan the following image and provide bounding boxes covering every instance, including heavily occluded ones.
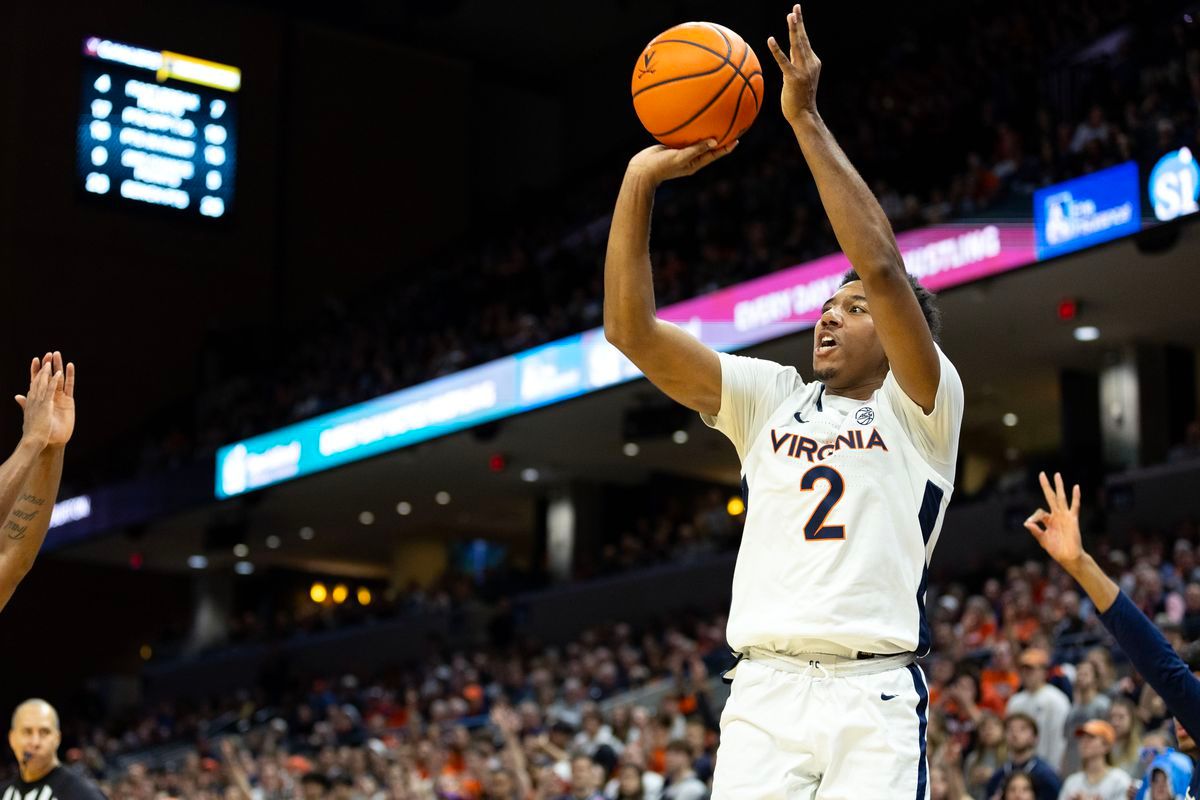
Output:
[15,352,75,448]
[627,139,738,186]
[767,4,822,125]
[1024,471,1084,568]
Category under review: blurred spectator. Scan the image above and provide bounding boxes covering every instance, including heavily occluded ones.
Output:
[986,713,1063,800]
[1108,697,1146,778]
[1007,648,1071,770]
[661,741,706,800]
[1057,720,1131,800]
[965,712,1007,800]
[1062,660,1112,774]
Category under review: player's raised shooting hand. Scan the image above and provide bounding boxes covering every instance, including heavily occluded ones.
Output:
[15,352,74,448]
[1024,472,1085,570]
[16,356,56,451]
[767,4,821,126]
[627,139,738,186]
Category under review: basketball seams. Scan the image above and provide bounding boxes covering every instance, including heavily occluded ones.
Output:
[632,21,764,146]
[708,23,761,109]
[631,49,730,100]
[651,42,749,140]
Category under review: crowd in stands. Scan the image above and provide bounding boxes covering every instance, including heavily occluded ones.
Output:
[143,487,743,661]
[94,0,1200,491]
[12,511,1195,799]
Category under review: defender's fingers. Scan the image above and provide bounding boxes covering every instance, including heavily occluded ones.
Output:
[1037,471,1057,510]
[1054,472,1068,508]
[766,36,791,70]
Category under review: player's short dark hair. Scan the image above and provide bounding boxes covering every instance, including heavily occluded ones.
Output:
[841,269,942,344]
[1005,711,1039,736]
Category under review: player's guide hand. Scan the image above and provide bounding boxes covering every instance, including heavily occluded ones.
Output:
[627,139,739,186]
[1024,471,1084,569]
[767,4,822,126]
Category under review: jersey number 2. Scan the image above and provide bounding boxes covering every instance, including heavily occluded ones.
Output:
[800,466,846,541]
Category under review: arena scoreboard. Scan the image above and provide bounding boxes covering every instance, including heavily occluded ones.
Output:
[77,37,240,219]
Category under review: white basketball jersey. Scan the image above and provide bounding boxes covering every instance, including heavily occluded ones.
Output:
[702,346,964,657]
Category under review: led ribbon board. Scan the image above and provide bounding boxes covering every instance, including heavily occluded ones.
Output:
[216,222,1036,498]
[77,37,240,218]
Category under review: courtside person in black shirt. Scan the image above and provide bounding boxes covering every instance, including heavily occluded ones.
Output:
[2,699,104,800]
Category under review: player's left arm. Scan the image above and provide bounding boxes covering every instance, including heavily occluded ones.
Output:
[0,353,73,612]
[768,4,939,412]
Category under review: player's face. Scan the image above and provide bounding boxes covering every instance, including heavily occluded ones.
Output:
[813,281,888,388]
[8,706,60,775]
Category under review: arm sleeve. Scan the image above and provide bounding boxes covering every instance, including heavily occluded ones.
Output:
[880,345,964,481]
[700,353,803,463]
[1098,591,1200,739]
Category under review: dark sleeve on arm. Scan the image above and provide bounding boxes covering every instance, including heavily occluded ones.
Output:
[1099,591,1200,738]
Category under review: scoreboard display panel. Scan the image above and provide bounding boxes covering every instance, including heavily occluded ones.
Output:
[77,37,240,219]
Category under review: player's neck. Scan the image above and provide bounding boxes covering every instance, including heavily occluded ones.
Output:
[20,757,58,784]
[823,376,884,402]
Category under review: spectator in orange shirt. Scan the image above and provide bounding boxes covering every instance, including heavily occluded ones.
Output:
[980,640,1022,716]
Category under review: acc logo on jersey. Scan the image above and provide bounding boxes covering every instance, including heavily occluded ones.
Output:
[855,407,875,425]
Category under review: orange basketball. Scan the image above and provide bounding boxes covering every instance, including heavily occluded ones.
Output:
[631,22,764,149]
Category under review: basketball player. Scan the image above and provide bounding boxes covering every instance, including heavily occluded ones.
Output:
[603,5,961,797]
[0,352,75,613]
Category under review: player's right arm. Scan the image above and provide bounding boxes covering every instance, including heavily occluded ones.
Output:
[603,141,737,416]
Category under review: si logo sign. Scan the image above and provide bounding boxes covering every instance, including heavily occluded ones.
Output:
[1150,147,1200,222]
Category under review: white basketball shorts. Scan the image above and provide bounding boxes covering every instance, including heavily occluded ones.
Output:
[711,652,931,799]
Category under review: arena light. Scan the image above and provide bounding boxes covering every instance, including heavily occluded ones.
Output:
[358,510,375,526]
[265,535,281,549]
[1074,326,1101,342]
[139,644,152,661]
[234,561,254,575]
[187,554,208,570]
[435,491,451,506]
[310,582,328,603]
[623,442,640,457]
[1003,413,1019,427]
[672,430,689,444]
[396,501,412,516]
[232,543,249,558]
[332,584,349,604]
[357,587,372,606]
[521,468,540,482]
[299,526,315,540]
[727,496,746,516]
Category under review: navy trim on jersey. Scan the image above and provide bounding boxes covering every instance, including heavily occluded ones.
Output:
[916,568,931,656]
[907,663,929,800]
[815,384,825,412]
[915,482,943,657]
[917,482,943,546]
[740,476,749,513]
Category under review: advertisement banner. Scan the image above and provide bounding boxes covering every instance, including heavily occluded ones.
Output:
[1034,161,1141,259]
[212,221,1037,497]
